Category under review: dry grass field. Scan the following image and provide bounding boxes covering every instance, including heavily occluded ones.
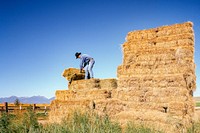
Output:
[0,102,200,132]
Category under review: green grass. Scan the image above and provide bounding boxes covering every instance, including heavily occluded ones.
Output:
[1,109,200,133]
[187,122,200,133]
[124,122,162,133]
[0,110,122,133]
[196,102,200,107]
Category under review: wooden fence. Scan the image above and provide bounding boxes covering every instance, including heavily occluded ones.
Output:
[0,102,50,113]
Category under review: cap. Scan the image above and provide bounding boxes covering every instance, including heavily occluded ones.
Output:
[75,52,81,59]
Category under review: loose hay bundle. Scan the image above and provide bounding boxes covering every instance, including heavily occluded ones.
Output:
[62,68,85,83]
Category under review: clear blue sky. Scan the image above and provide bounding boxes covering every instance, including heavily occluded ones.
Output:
[0,0,200,98]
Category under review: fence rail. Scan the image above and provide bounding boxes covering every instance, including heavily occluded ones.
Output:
[0,102,50,113]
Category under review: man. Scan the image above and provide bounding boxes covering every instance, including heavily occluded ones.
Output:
[75,52,95,79]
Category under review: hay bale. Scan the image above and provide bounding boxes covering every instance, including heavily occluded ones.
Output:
[62,68,85,83]
[94,99,127,116]
[55,90,77,101]
[69,79,100,90]
[100,78,118,89]
[183,73,196,91]
[69,78,117,90]
[49,99,91,123]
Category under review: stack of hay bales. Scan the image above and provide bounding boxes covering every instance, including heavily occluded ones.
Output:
[115,22,196,132]
[49,22,196,133]
[49,77,118,122]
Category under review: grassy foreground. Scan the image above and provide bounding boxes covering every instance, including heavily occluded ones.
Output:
[196,102,200,107]
[0,108,200,133]
[0,108,157,133]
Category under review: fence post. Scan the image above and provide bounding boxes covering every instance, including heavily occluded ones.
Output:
[4,102,8,113]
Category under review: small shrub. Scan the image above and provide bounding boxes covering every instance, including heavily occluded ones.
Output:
[0,113,10,133]
[14,98,20,106]
[21,106,39,131]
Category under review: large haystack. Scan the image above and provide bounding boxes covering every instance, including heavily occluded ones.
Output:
[49,22,196,133]
[115,22,196,132]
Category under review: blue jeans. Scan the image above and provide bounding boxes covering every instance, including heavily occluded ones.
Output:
[84,59,95,79]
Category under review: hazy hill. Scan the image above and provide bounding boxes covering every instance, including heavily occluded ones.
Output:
[0,96,55,104]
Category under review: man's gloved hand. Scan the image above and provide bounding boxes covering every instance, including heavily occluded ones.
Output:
[80,69,83,73]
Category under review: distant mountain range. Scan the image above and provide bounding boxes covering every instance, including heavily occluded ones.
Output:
[0,96,55,104]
